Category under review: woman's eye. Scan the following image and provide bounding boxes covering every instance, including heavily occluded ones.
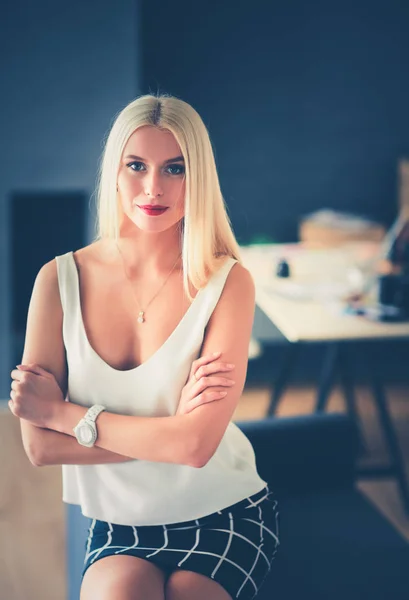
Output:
[126,162,184,175]
[127,161,145,172]
[166,164,185,175]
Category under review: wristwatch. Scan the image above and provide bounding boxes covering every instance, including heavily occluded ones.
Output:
[73,404,106,447]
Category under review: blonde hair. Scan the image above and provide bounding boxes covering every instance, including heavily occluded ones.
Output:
[93,93,243,301]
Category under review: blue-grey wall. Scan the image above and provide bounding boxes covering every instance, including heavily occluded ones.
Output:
[1,3,140,598]
[141,0,409,243]
[2,2,409,597]
[3,0,408,398]
[0,0,140,400]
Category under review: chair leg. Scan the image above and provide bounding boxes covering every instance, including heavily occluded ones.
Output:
[363,346,409,515]
[315,343,338,412]
[266,343,299,417]
[337,343,368,458]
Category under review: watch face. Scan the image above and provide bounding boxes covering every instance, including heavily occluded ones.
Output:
[78,424,94,445]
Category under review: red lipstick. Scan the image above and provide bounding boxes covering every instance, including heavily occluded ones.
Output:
[138,205,169,216]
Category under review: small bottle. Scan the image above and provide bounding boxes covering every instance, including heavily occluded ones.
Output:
[276,258,290,278]
[377,220,409,315]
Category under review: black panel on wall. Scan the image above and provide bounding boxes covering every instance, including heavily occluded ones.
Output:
[10,191,87,362]
[141,0,409,243]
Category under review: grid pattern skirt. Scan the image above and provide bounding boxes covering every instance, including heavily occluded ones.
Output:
[82,486,280,600]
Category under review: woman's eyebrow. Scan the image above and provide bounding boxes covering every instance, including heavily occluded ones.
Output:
[124,154,185,164]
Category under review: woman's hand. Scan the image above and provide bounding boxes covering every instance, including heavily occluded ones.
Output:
[176,351,235,416]
[9,363,66,428]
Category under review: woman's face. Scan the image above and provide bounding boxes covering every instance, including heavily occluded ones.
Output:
[117,125,186,233]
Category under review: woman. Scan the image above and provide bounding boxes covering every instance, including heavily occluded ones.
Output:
[10,93,279,600]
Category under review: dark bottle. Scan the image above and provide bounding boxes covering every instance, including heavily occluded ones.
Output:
[276,258,291,278]
[379,220,409,316]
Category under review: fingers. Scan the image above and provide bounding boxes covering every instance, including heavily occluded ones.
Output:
[10,369,31,383]
[9,391,19,417]
[10,369,22,381]
[195,362,235,381]
[192,352,235,380]
[10,365,50,381]
[194,375,235,392]
[10,370,30,404]
[8,399,17,416]
[16,364,49,377]
[184,390,228,414]
[9,378,23,413]
[190,352,222,376]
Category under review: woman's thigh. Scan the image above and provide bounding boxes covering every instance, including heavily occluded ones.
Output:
[165,570,232,600]
[80,554,168,600]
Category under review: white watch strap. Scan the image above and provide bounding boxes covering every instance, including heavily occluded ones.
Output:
[84,404,106,423]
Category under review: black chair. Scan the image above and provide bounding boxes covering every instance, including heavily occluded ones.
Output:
[237,412,409,600]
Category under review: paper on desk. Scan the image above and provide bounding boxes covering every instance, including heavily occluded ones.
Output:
[262,278,361,303]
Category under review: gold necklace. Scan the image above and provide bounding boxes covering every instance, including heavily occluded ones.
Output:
[115,241,182,324]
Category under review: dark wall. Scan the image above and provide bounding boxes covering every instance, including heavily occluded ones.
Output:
[0,0,139,398]
[141,0,409,243]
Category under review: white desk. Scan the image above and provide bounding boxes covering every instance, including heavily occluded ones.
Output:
[241,243,409,514]
[241,243,409,342]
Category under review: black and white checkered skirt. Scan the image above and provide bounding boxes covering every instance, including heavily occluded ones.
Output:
[82,486,279,600]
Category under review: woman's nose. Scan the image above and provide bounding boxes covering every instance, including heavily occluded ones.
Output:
[144,170,164,197]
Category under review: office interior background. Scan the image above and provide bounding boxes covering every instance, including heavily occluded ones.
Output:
[1,1,409,599]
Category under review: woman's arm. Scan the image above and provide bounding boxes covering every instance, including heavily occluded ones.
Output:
[47,402,196,466]
[18,260,135,467]
[37,262,254,469]
[17,258,244,470]
[24,423,135,467]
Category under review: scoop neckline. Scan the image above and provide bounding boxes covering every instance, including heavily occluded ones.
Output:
[68,251,228,375]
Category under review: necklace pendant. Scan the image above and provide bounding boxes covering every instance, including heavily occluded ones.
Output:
[137,311,145,324]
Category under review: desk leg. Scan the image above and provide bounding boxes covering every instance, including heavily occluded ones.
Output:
[337,343,368,458]
[315,343,338,412]
[266,343,299,417]
[267,338,409,513]
[361,347,409,515]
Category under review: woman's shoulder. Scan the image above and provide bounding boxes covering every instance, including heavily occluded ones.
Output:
[206,255,247,291]
[214,253,238,266]
[70,240,111,270]
[214,253,241,273]
[215,254,253,291]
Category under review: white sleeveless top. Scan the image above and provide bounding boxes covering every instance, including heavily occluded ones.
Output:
[55,251,267,526]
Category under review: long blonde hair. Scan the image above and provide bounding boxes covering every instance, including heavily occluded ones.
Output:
[93,93,243,301]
